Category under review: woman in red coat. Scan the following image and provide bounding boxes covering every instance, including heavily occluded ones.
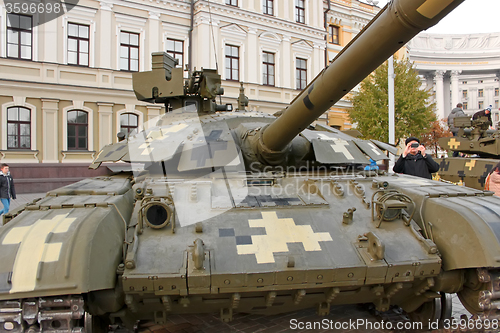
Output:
[486,162,500,197]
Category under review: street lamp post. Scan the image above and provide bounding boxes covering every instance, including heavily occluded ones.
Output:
[388,55,395,171]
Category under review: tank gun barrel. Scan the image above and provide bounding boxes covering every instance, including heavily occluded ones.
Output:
[261,0,464,153]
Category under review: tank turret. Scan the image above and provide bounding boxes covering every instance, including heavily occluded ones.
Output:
[437,116,500,189]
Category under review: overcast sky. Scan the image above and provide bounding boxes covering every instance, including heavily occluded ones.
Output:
[371,0,500,34]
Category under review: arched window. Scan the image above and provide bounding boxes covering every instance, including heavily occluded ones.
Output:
[120,113,139,136]
[67,110,88,150]
[7,106,31,149]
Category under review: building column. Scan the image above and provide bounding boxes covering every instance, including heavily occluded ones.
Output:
[98,1,113,69]
[147,12,161,71]
[196,17,211,71]
[281,34,291,89]
[450,70,461,109]
[247,27,258,84]
[97,103,114,149]
[283,0,290,20]
[313,42,323,77]
[41,99,59,163]
[43,12,58,63]
[424,74,434,91]
[486,86,494,109]
[434,70,445,120]
[311,0,319,28]
[470,87,477,112]
[209,19,220,70]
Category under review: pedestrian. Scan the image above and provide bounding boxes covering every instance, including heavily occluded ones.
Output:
[472,106,492,125]
[393,137,439,179]
[448,103,467,136]
[0,163,16,216]
[485,162,500,197]
[448,103,467,157]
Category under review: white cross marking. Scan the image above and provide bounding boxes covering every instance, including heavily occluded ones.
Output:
[367,142,382,156]
[2,213,77,293]
[237,212,332,264]
[330,141,354,160]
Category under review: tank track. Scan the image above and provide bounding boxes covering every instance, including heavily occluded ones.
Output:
[0,296,84,333]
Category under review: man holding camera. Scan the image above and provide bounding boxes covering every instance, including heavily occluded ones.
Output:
[393,137,439,179]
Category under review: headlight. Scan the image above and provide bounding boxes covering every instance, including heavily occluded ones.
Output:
[144,202,172,229]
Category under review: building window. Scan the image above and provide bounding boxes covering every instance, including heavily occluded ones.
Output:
[120,113,139,136]
[462,81,467,84]
[478,89,483,97]
[495,88,499,97]
[263,0,274,15]
[479,101,483,109]
[67,110,88,150]
[463,102,468,110]
[6,14,32,60]
[225,0,237,6]
[166,39,183,68]
[462,90,467,98]
[295,0,305,24]
[7,106,31,149]
[120,31,139,71]
[329,25,340,45]
[495,100,499,109]
[478,80,483,83]
[225,45,239,81]
[67,23,89,66]
[296,58,307,90]
[262,52,275,86]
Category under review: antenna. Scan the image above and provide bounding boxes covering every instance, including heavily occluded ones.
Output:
[207,0,219,71]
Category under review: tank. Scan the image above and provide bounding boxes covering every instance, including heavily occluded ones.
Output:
[6,0,500,332]
[437,116,500,189]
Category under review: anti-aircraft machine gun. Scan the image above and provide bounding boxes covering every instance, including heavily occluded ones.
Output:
[438,116,500,189]
[5,0,500,332]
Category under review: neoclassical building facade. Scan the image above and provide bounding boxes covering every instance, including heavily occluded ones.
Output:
[408,33,500,126]
[0,0,379,173]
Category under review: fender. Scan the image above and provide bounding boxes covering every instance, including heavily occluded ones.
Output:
[0,179,134,300]
[394,176,500,271]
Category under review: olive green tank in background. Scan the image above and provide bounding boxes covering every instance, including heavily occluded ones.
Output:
[6,1,500,332]
[438,116,500,189]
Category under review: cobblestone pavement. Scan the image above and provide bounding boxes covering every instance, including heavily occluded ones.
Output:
[6,193,476,333]
[136,301,475,333]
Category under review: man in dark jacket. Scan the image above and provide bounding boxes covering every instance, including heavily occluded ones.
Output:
[393,137,439,179]
[472,107,492,125]
[0,163,16,216]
